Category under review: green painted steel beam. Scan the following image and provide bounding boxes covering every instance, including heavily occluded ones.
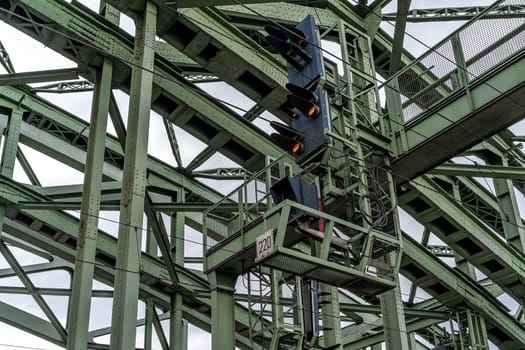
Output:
[392,55,525,184]
[0,286,112,297]
[388,0,411,76]
[217,2,418,78]
[369,0,393,10]
[0,300,64,346]
[110,5,157,347]
[30,80,94,93]
[426,245,454,257]
[0,40,15,74]
[0,67,82,85]
[383,4,525,22]
[193,167,251,180]
[429,163,525,179]
[14,200,233,213]
[401,176,525,299]
[0,85,223,204]
[343,317,442,350]
[167,0,300,8]
[16,148,41,186]
[380,287,410,349]
[1,108,22,178]
[67,41,114,350]
[0,176,272,349]
[339,303,449,319]
[152,40,199,67]
[0,0,283,170]
[401,234,525,348]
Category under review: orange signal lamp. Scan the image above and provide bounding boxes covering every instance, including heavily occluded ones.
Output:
[292,142,304,154]
[307,104,319,117]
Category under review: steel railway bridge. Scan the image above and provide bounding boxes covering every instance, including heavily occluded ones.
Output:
[0,0,524,349]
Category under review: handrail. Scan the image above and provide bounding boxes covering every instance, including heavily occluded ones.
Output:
[386,0,524,122]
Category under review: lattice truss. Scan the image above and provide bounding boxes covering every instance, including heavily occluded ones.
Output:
[0,0,524,349]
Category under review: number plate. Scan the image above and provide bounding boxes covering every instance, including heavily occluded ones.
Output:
[255,230,275,262]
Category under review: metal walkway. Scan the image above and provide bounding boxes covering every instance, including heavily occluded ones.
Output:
[391,1,525,182]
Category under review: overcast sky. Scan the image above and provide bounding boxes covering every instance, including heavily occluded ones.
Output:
[0,0,523,349]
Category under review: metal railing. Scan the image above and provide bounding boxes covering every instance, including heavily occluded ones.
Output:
[203,154,290,252]
[391,0,525,122]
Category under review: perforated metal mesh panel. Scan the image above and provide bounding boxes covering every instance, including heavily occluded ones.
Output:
[397,0,525,122]
[366,238,399,279]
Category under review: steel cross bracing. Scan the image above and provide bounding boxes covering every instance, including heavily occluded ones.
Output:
[0,0,524,349]
[383,4,525,22]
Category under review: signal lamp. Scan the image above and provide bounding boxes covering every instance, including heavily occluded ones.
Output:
[270,121,305,156]
[265,24,308,47]
[287,94,320,118]
[307,104,319,117]
[286,83,319,103]
[265,25,312,69]
[292,142,304,154]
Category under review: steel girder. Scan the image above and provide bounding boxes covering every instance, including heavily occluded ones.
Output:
[0,177,269,349]
[383,4,525,22]
[0,0,284,171]
[6,86,523,346]
[0,0,524,349]
[430,163,525,179]
[0,85,222,204]
[3,172,523,349]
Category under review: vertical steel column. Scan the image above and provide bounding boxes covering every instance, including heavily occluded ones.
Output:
[379,285,410,350]
[66,57,113,350]
[144,223,157,350]
[171,188,188,350]
[452,181,476,276]
[109,3,156,349]
[0,108,22,177]
[492,156,525,252]
[269,270,284,349]
[210,271,237,350]
[0,108,22,234]
[0,107,21,243]
[320,284,342,349]
[451,34,475,112]
[407,333,419,350]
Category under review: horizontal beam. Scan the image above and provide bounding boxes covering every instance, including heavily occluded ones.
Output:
[3,0,284,170]
[429,162,525,179]
[14,200,227,212]
[383,5,525,22]
[0,286,113,297]
[30,80,94,93]
[0,176,271,349]
[0,85,224,204]
[174,0,292,7]
[0,67,82,85]
[340,303,449,319]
